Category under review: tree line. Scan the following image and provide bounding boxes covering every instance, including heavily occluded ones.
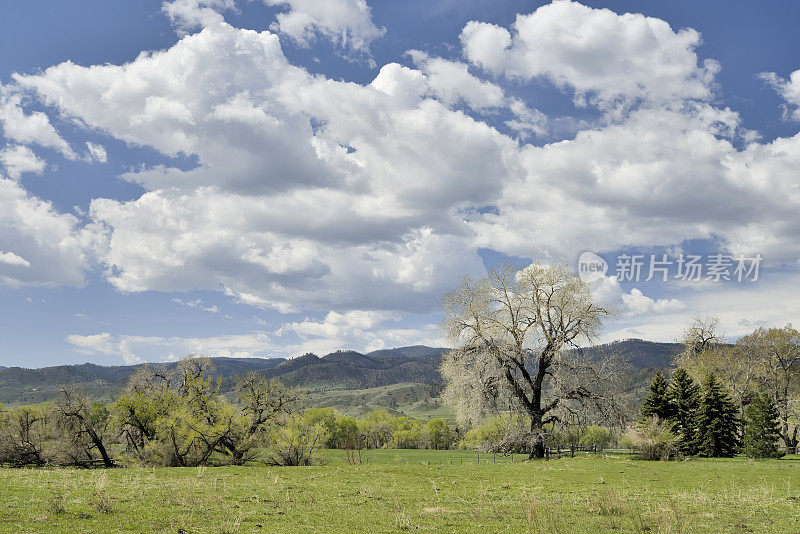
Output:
[0,357,464,468]
[626,317,797,460]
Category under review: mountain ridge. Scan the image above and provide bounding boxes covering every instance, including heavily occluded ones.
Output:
[0,339,681,406]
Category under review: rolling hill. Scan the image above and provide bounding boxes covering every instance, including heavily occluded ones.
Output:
[0,340,680,407]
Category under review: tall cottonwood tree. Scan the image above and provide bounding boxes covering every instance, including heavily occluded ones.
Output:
[441,263,616,459]
[754,326,800,453]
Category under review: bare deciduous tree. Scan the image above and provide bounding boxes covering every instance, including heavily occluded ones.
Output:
[441,263,617,459]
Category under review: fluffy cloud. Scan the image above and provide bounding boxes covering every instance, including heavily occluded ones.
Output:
[407,51,547,137]
[7,2,800,360]
[0,250,30,268]
[276,309,441,355]
[0,176,90,287]
[761,69,800,120]
[0,145,46,179]
[470,102,800,266]
[16,24,500,312]
[591,275,686,317]
[460,0,718,108]
[162,0,235,33]
[407,51,505,110]
[266,0,385,53]
[0,94,75,158]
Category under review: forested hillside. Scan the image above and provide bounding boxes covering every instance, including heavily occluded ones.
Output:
[0,340,678,407]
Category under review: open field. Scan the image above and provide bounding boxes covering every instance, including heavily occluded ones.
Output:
[305,382,449,420]
[1,452,800,533]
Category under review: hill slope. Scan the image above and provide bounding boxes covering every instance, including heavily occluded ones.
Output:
[0,340,680,406]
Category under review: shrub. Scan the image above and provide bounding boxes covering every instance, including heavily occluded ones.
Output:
[621,417,679,460]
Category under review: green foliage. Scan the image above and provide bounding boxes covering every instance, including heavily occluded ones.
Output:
[460,414,531,454]
[0,404,52,466]
[331,415,359,449]
[268,414,329,466]
[667,368,700,455]
[424,418,456,450]
[695,374,740,458]
[640,371,674,422]
[357,410,396,449]
[304,407,339,448]
[743,391,784,459]
[580,425,614,453]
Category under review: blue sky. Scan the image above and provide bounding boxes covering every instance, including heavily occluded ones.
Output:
[1,0,800,366]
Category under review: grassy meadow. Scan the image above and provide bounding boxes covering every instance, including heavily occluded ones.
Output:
[1,451,799,533]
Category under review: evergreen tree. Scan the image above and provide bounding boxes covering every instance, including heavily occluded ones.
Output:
[641,371,674,422]
[695,373,740,457]
[743,391,784,459]
[667,368,700,455]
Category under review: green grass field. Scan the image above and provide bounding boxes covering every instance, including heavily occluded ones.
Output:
[304,382,450,420]
[1,451,799,533]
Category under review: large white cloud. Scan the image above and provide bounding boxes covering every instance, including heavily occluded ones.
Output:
[460,0,718,108]
[15,23,502,313]
[5,1,800,361]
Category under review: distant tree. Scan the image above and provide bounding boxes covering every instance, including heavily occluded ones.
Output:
[680,323,800,453]
[459,414,532,454]
[332,415,360,450]
[679,314,723,357]
[753,325,800,453]
[0,405,50,467]
[640,371,674,422]
[581,425,614,453]
[53,387,115,468]
[695,374,739,458]
[111,366,178,454]
[423,418,456,450]
[268,414,329,466]
[667,369,700,455]
[357,410,395,449]
[441,263,617,459]
[303,408,339,448]
[743,391,784,459]
[389,416,423,449]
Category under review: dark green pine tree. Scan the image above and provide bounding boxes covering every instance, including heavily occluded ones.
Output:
[743,391,785,459]
[640,370,674,422]
[667,368,700,455]
[695,373,740,457]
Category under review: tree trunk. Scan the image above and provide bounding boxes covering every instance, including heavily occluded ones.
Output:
[528,415,545,459]
[87,429,114,468]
